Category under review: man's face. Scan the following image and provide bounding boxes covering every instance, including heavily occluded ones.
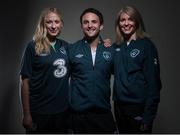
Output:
[81,12,103,38]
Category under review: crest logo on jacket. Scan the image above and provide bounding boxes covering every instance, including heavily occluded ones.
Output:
[115,48,121,51]
[75,54,84,58]
[39,53,49,56]
[130,49,140,58]
[103,51,111,60]
[59,47,67,55]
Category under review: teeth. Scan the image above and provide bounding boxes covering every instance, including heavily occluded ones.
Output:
[88,29,94,32]
[50,31,57,33]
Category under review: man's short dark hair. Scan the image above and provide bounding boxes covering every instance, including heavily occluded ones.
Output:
[80,8,104,25]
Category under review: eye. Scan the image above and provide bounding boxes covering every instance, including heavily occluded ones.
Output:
[83,20,89,25]
[120,18,125,22]
[55,20,60,24]
[128,18,134,22]
[45,20,52,24]
[92,20,98,24]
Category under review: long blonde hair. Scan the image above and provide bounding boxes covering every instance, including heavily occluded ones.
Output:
[33,7,63,55]
[115,6,149,44]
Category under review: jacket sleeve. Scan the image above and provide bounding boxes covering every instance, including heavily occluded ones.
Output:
[142,40,162,124]
[20,42,34,79]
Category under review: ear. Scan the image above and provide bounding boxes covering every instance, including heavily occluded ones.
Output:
[100,25,103,31]
[81,23,83,29]
[60,22,63,29]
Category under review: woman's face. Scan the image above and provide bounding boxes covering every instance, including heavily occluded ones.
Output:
[119,12,136,37]
[44,12,62,38]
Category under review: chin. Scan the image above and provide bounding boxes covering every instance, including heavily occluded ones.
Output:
[50,33,58,37]
[88,34,96,37]
[124,31,132,35]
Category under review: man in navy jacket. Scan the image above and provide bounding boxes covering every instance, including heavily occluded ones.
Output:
[68,8,116,134]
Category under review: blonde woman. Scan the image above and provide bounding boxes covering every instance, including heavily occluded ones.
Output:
[113,6,162,133]
[20,7,70,133]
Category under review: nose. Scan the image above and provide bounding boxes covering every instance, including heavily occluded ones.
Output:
[125,20,128,25]
[52,22,56,28]
[88,22,92,28]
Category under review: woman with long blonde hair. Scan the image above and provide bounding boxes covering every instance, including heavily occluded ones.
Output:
[20,7,70,133]
[113,6,162,133]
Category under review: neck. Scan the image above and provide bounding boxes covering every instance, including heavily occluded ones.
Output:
[92,37,99,47]
[48,35,56,43]
[90,37,99,51]
[124,32,136,42]
[50,40,56,46]
[86,35,99,49]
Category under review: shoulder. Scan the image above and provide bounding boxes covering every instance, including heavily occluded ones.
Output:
[56,38,69,46]
[69,39,84,49]
[73,39,84,46]
[24,40,35,51]
[21,40,36,57]
[139,38,159,55]
[133,38,157,52]
[140,38,156,48]
[27,40,35,47]
[112,42,121,49]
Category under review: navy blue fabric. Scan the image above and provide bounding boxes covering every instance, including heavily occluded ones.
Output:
[20,38,70,114]
[113,38,162,124]
[69,37,114,111]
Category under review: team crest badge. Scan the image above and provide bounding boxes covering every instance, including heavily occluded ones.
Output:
[130,49,140,58]
[39,53,49,56]
[103,51,111,60]
[115,48,121,51]
[75,54,84,58]
[59,47,67,55]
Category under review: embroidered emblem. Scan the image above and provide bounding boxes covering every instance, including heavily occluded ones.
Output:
[130,49,140,58]
[154,58,158,65]
[39,53,49,56]
[134,116,142,121]
[75,54,84,58]
[103,51,111,60]
[115,48,121,51]
[59,47,67,55]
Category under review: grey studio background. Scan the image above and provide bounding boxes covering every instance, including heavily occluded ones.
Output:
[0,0,180,133]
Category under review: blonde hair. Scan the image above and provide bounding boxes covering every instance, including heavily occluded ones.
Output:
[115,6,149,44]
[33,7,63,55]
